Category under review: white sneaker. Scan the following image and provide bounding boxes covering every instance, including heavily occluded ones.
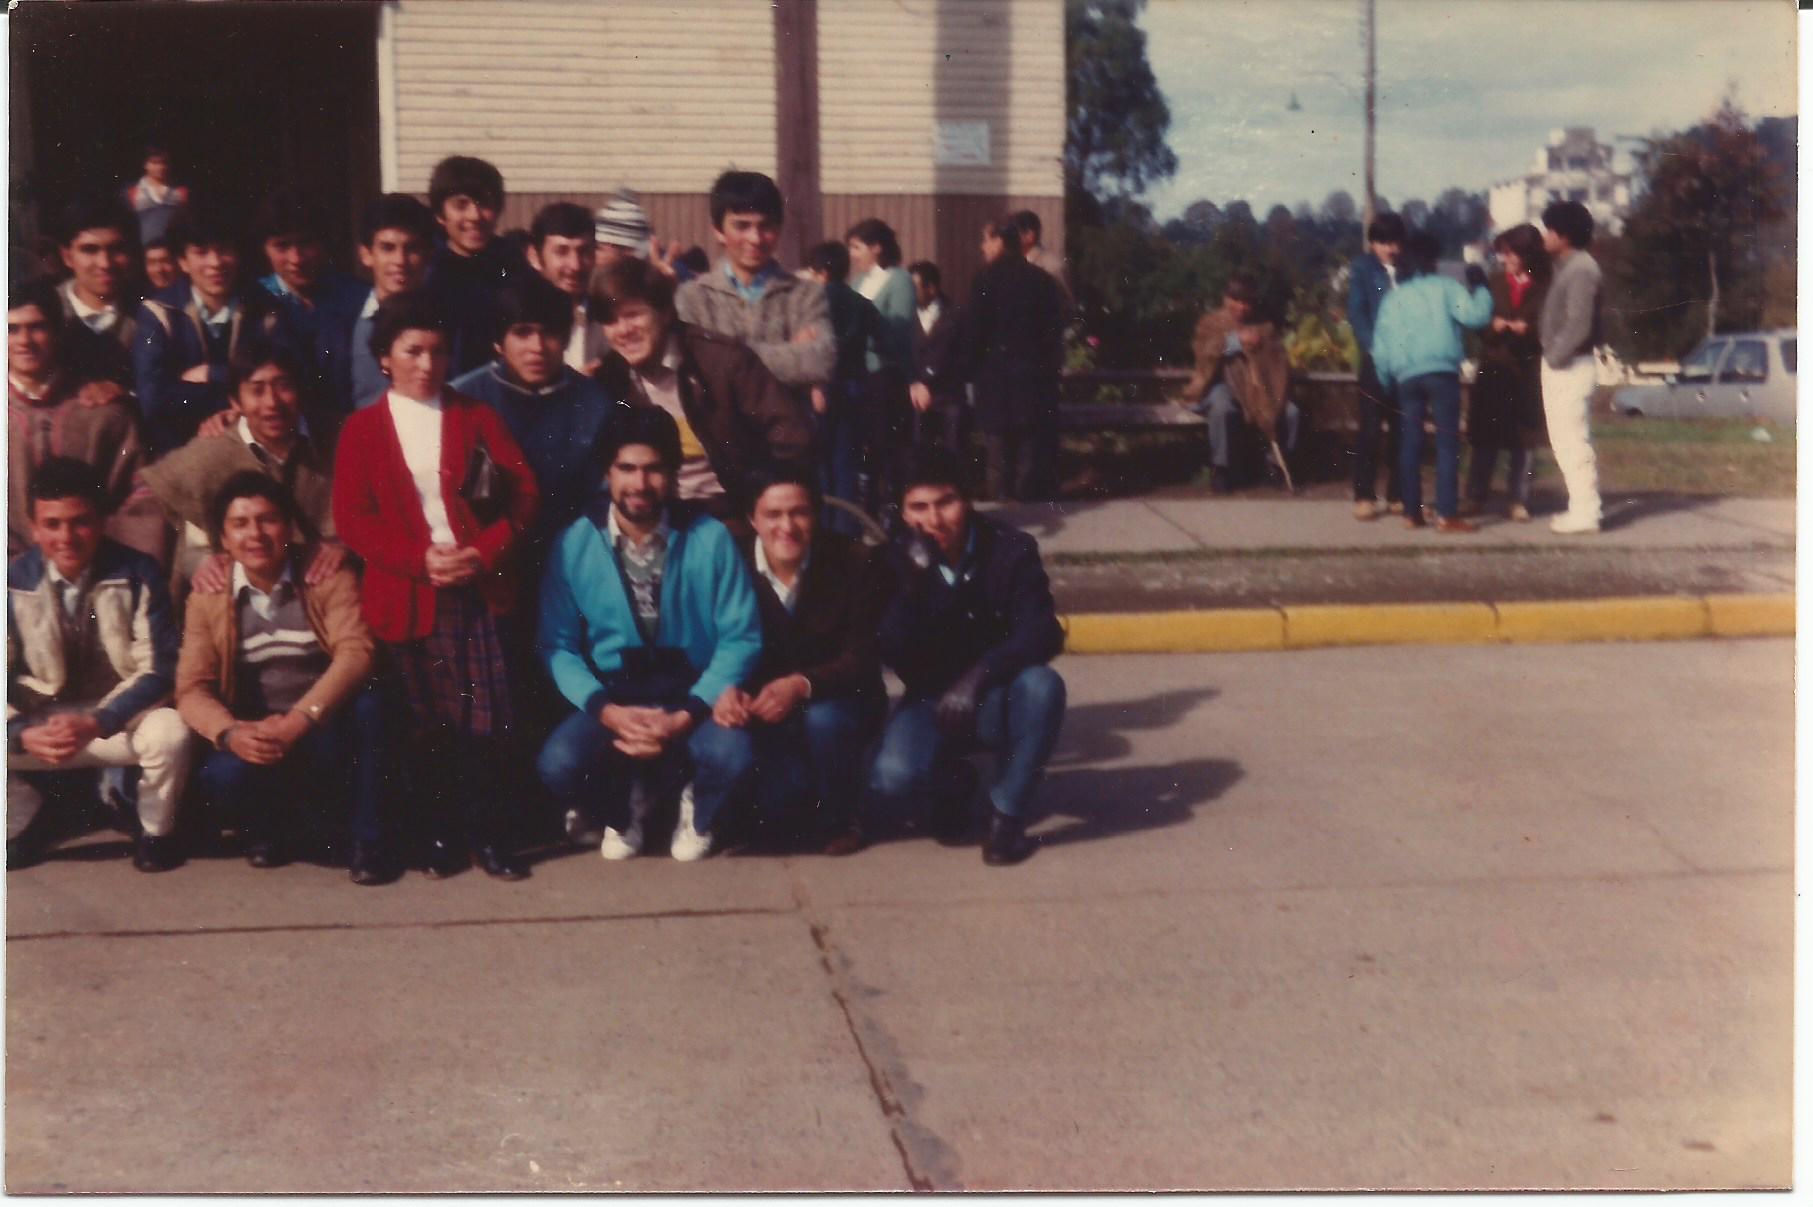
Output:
[1549,512,1601,535]
[670,782,712,862]
[600,778,650,860]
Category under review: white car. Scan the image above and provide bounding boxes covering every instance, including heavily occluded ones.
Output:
[1610,330,1797,425]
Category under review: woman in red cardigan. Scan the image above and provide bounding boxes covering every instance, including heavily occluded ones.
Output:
[332,290,540,880]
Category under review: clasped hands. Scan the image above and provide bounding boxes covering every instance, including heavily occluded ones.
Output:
[599,703,694,759]
[222,711,312,765]
[19,712,103,764]
[712,675,810,729]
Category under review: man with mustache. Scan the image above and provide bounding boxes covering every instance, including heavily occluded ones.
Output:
[535,406,761,863]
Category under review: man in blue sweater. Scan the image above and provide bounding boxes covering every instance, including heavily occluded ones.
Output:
[869,445,1066,866]
[1346,212,1407,520]
[1370,232,1494,533]
[536,406,760,863]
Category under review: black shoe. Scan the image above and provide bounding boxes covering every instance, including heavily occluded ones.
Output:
[474,844,530,881]
[930,762,978,846]
[349,843,400,887]
[981,810,1034,867]
[563,807,602,847]
[244,838,288,869]
[1208,466,1232,495]
[420,837,467,879]
[132,833,181,873]
[7,835,44,872]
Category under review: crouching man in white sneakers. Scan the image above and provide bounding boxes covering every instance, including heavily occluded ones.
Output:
[534,407,761,860]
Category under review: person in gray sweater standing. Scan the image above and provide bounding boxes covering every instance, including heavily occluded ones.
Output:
[1537,200,1604,534]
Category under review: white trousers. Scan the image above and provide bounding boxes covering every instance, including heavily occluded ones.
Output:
[1539,355,1602,522]
[9,707,193,840]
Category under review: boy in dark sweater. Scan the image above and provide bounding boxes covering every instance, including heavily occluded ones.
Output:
[869,445,1066,865]
[422,156,530,377]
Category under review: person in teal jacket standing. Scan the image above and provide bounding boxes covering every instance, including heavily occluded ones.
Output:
[1371,231,1494,533]
[535,406,762,862]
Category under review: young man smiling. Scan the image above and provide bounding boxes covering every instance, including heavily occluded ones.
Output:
[525,202,604,373]
[422,155,530,377]
[53,194,142,386]
[141,344,341,589]
[674,170,833,392]
[135,206,294,453]
[717,465,889,854]
[349,194,437,409]
[176,473,391,883]
[8,458,191,872]
[253,190,371,417]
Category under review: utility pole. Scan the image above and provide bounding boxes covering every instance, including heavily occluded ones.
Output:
[773,0,822,271]
[1362,0,1377,229]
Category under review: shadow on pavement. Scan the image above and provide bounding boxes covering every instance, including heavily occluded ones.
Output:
[1050,688,1220,766]
[1034,757,1242,849]
[1599,491,1717,532]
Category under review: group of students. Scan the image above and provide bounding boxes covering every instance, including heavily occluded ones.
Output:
[7,155,1074,882]
[1180,199,1607,536]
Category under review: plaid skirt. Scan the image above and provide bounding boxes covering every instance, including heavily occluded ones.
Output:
[386,588,514,738]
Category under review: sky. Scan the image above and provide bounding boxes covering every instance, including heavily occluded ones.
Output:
[1138,0,1799,220]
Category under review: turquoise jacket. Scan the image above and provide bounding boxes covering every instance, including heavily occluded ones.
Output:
[858,267,916,376]
[1370,274,1493,390]
[537,503,762,716]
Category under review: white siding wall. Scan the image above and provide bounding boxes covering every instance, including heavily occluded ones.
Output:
[387,0,776,195]
[818,0,1064,197]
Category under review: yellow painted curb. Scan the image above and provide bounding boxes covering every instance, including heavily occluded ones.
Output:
[1492,596,1709,644]
[1063,608,1283,654]
[1283,602,1498,649]
[1704,593,1796,638]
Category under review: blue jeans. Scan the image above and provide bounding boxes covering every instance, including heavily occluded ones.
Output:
[869,664,1066,820]
[536,709,755,834]
[1200,384,1301,472]
[196,684,388,850]
[749,694,887,828]
[1397,371,1463,520]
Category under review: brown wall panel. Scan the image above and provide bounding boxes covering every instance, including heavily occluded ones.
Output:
[500,191,1062,305]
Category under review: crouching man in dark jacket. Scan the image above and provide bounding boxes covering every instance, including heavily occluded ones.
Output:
[869,445,1066,865]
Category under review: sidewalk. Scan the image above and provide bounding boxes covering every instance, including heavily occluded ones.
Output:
[982,494,1796,651]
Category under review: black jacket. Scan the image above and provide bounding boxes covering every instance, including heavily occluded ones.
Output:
[737,528,888,702]
[912,299,964,405]
[876,512,1063,698]
[957,256,1065,432]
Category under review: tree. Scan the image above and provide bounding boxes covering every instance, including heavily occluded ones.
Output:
[1613,96,1787,355]
[1066,0,1178,202]
[1318,190,1357,226]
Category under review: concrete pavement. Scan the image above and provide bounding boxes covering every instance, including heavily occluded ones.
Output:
[6,640,1791,1191]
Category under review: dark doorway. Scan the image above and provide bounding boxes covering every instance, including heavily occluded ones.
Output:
[11,1,381,273]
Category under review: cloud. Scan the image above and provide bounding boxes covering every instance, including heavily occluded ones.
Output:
[1139,0,1797,218]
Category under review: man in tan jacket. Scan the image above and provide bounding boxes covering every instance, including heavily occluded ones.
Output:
[1176,272,1301,494]
[175,472,393,884]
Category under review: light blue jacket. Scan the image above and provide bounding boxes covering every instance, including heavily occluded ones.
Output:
[1370,274,1493,390]
[537,503,761,716]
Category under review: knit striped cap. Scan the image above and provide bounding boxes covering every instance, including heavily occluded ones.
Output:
[595,191,651,253]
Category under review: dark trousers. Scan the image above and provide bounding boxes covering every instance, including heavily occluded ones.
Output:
[536,710,755,835]
[869,664,1067,821]
[856,371,911,517]
[748,694,887,833]
[196,684,388,853]
[1398,372,1464,520]
[912,396,969,458]
[1353,356,1402,503]
[982,423,1057,502]
[815,386,864,537]
[1466,446,1533,507]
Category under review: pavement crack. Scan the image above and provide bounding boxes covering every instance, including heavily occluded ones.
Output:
[786,866,962,1192]
[5,904,797,944]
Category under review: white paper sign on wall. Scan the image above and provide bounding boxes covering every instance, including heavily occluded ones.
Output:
[934,120,992,167]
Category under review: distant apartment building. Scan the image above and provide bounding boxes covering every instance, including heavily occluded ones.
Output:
[1488,126,1636,236]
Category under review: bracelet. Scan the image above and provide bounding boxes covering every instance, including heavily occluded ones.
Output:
[217,724,238,752]
[292,703,322,729]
